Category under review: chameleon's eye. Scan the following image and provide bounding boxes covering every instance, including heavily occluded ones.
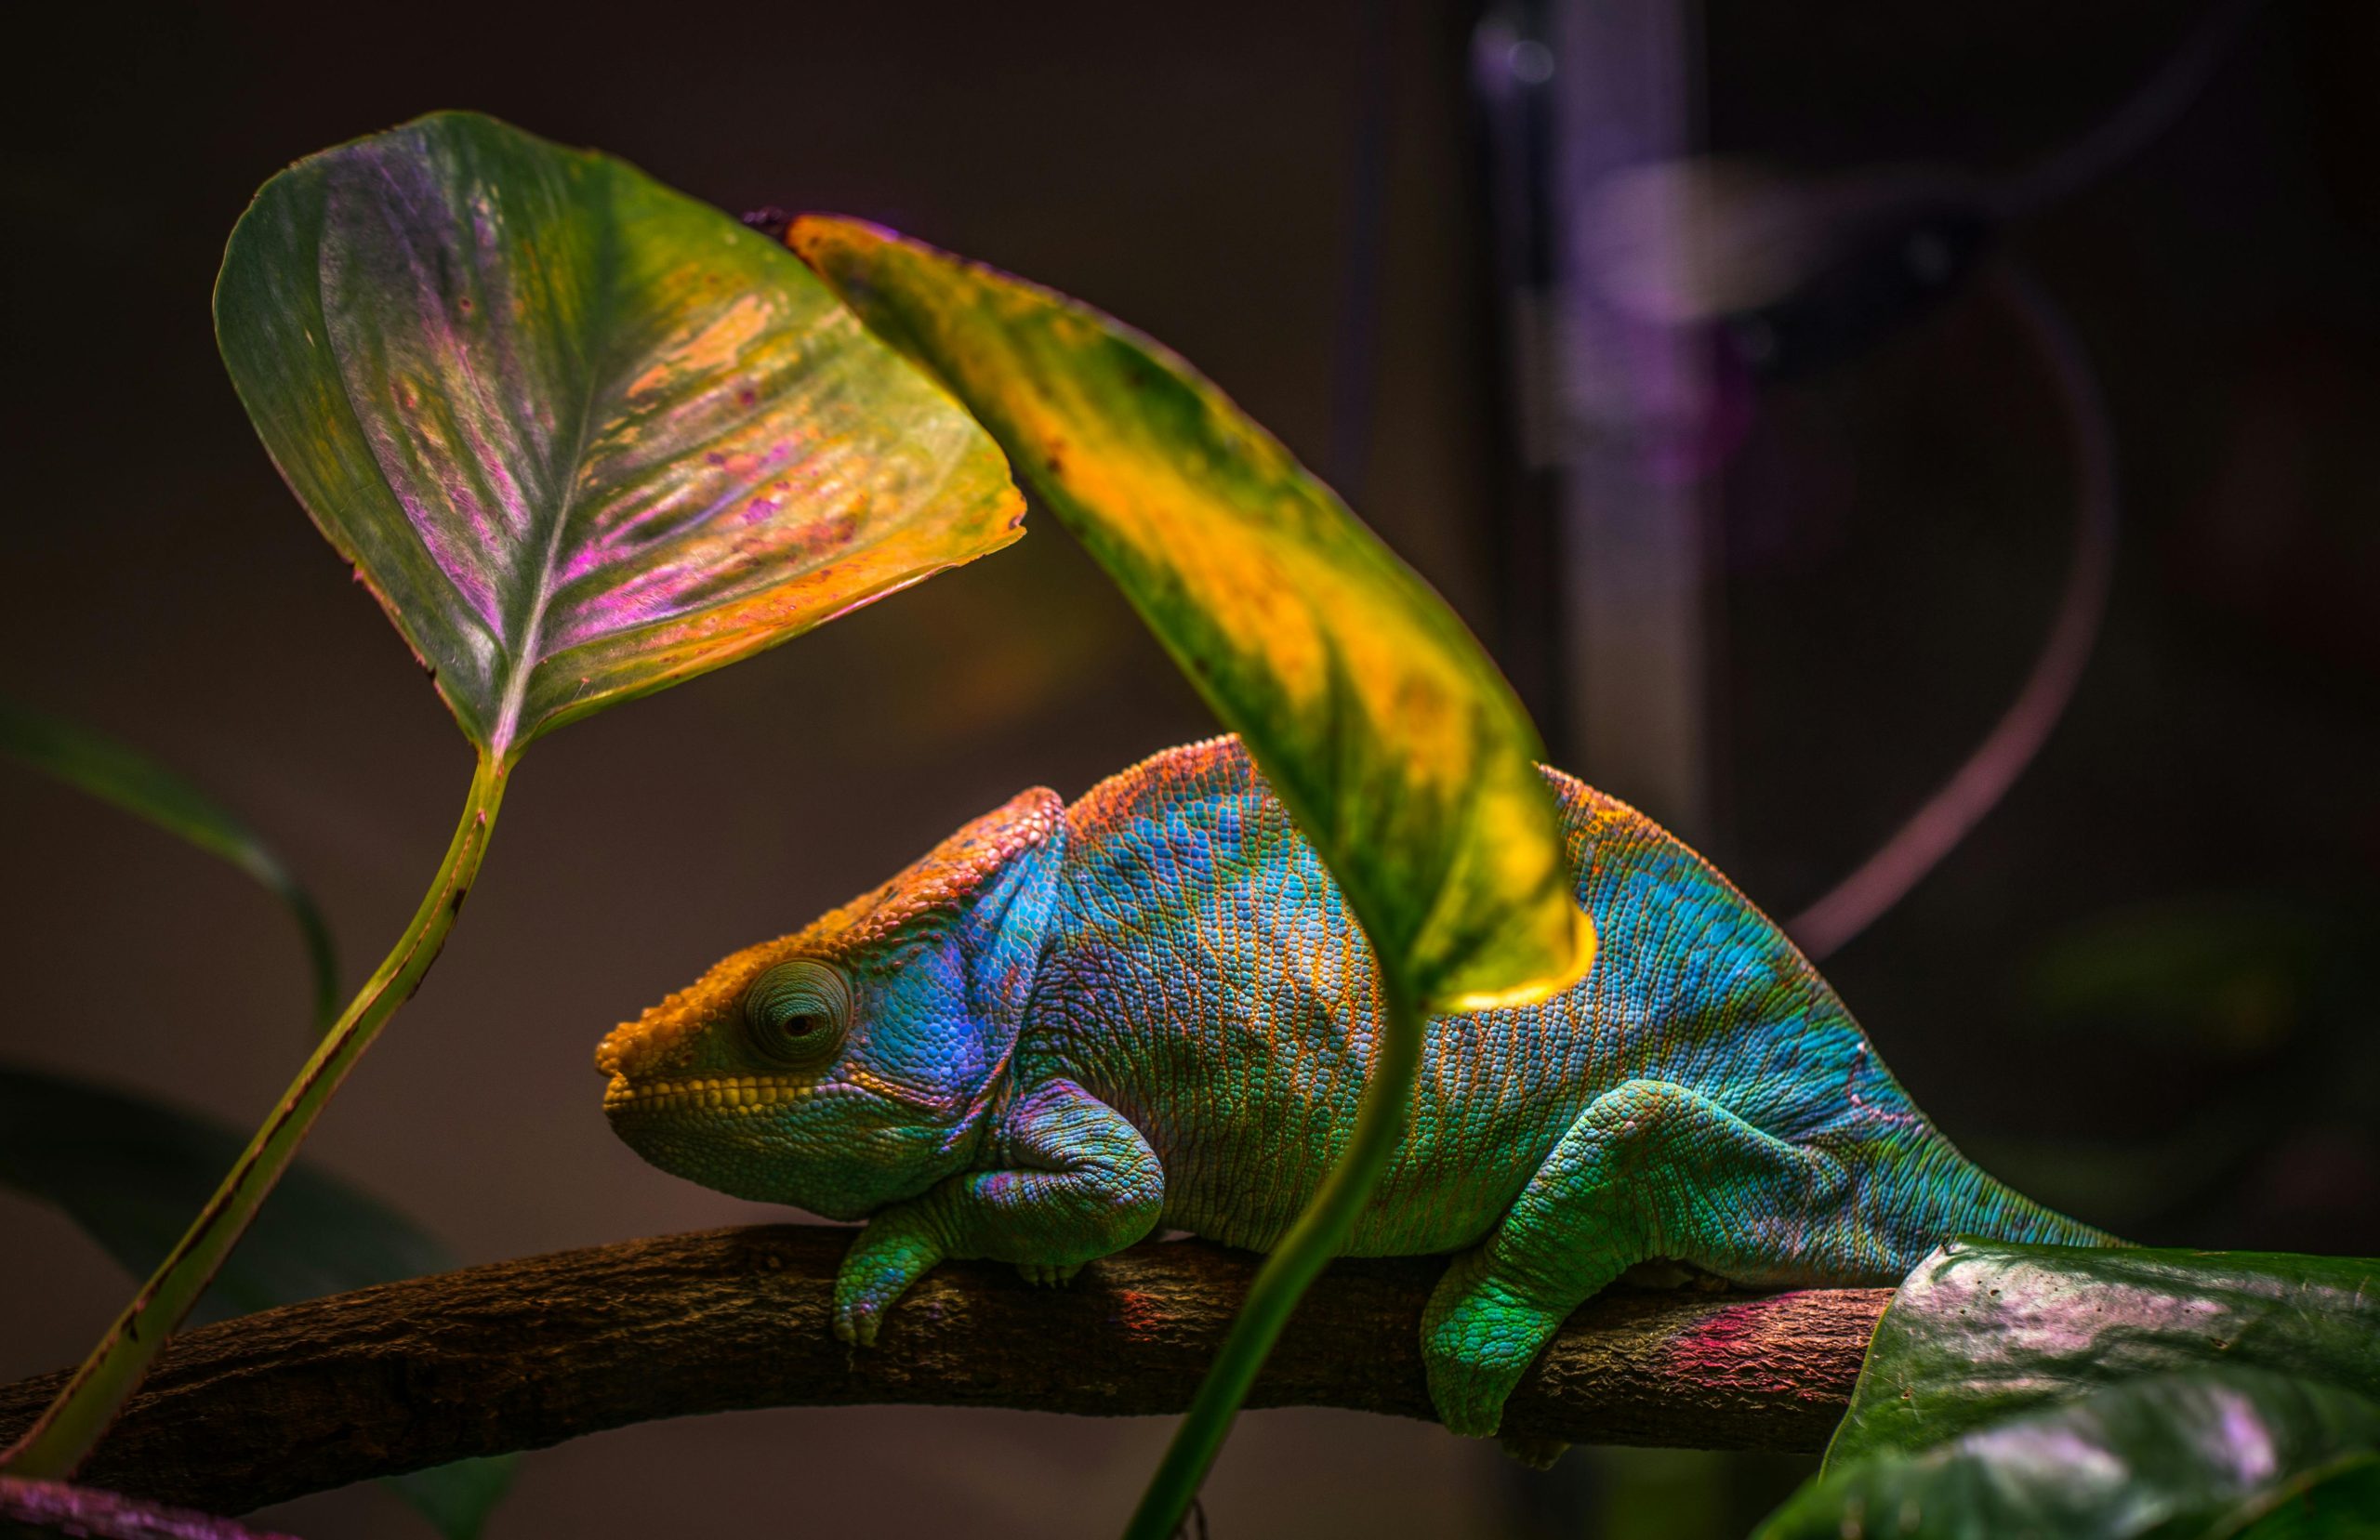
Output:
[742,959,851,1069]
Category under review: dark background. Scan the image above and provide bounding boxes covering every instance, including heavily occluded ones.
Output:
[3,2,2373,1536]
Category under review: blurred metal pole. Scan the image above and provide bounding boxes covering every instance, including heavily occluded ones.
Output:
[1474,5,1718,1533]
[1476,0,1712,842]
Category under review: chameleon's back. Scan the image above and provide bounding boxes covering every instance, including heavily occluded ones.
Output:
[1025,735,2105,1272]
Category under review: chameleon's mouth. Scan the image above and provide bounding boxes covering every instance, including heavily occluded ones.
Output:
[602,1073,813,1119]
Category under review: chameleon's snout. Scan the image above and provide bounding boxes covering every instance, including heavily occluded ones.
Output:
[593,1029,640,1115]
[593,1020,646,1085]
[596,982,723,1086]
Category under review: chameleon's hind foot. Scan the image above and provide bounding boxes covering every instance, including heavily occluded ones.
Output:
[1421,1251,1567,1438]
[1418,1079,1850,1438]
[1015,1260,1084,1287]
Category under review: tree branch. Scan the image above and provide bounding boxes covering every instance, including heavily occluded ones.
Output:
[0,1226,1888,1516]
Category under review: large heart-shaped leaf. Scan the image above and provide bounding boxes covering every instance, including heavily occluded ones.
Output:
[1762,1369,2380,1540]
[216,113,1024,759]
[786,217,1589,1014]
[1828,1240,2380,1469]
[0,1065,514,1536]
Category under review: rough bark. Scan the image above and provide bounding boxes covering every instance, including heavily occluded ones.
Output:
[0,1226,1889,1516]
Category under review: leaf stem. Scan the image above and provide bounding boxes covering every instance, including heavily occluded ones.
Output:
[0,750,511,1477]
[1120,974,1425,1540]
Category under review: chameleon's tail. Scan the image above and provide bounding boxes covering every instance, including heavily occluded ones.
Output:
[1892,1127,2126,1255]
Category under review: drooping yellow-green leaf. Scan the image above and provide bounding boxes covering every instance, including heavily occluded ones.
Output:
[216,114,1024,760]
[787,217,1589,1013]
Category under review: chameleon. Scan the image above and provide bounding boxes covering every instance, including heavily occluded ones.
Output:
[596,734,2110,1439]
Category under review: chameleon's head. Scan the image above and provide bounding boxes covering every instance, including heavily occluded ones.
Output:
[595,787,1066,1220]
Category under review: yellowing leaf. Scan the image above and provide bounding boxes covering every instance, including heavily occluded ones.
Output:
[787,217,1589,1012]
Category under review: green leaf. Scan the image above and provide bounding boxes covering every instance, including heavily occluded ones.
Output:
[1829,1240,2380,1470]
[215,112,1024,761]
[0,699,339,1031]
[382,1455,516,1540]
[785,217,1590,1014]
[0,1065,515,1536]
[1760,1369,2380,1540]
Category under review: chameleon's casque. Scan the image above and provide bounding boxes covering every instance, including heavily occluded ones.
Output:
[597,736,2109,1437]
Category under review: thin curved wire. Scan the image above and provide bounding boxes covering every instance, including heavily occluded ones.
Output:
[1786,262,2117,960]
[1994,0,2267,219]
[1783,0,2260,958]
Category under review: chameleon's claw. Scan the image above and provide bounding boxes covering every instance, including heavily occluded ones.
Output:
[1016,1260,1085,1287]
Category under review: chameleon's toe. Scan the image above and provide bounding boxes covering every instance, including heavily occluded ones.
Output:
[1421,1254,1562,1439]
[1016,1260,1084,1287]
[831,1289,883,1348]
[831,1257,908,1347]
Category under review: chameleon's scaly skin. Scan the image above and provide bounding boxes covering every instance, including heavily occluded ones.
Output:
[597,736,2109,1437]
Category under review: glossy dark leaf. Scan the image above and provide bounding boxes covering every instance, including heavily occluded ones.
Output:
[1829,1240,2380,1469]
[0,699,338,1031]
[216,112,1024,760]
[786,217,1590,1016]
[0,1065,513,1535]
[1761,1369,2380,1540]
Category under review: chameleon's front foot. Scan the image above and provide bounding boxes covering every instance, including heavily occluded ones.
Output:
[1420,1249,1568,1438]
[830,1080,1162,1343]
[833,1211,946,1346]
[1016,1260,1084,1287]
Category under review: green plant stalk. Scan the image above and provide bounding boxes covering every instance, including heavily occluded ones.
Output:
[1121,975,1425,1540]
[0,751,511,1477]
